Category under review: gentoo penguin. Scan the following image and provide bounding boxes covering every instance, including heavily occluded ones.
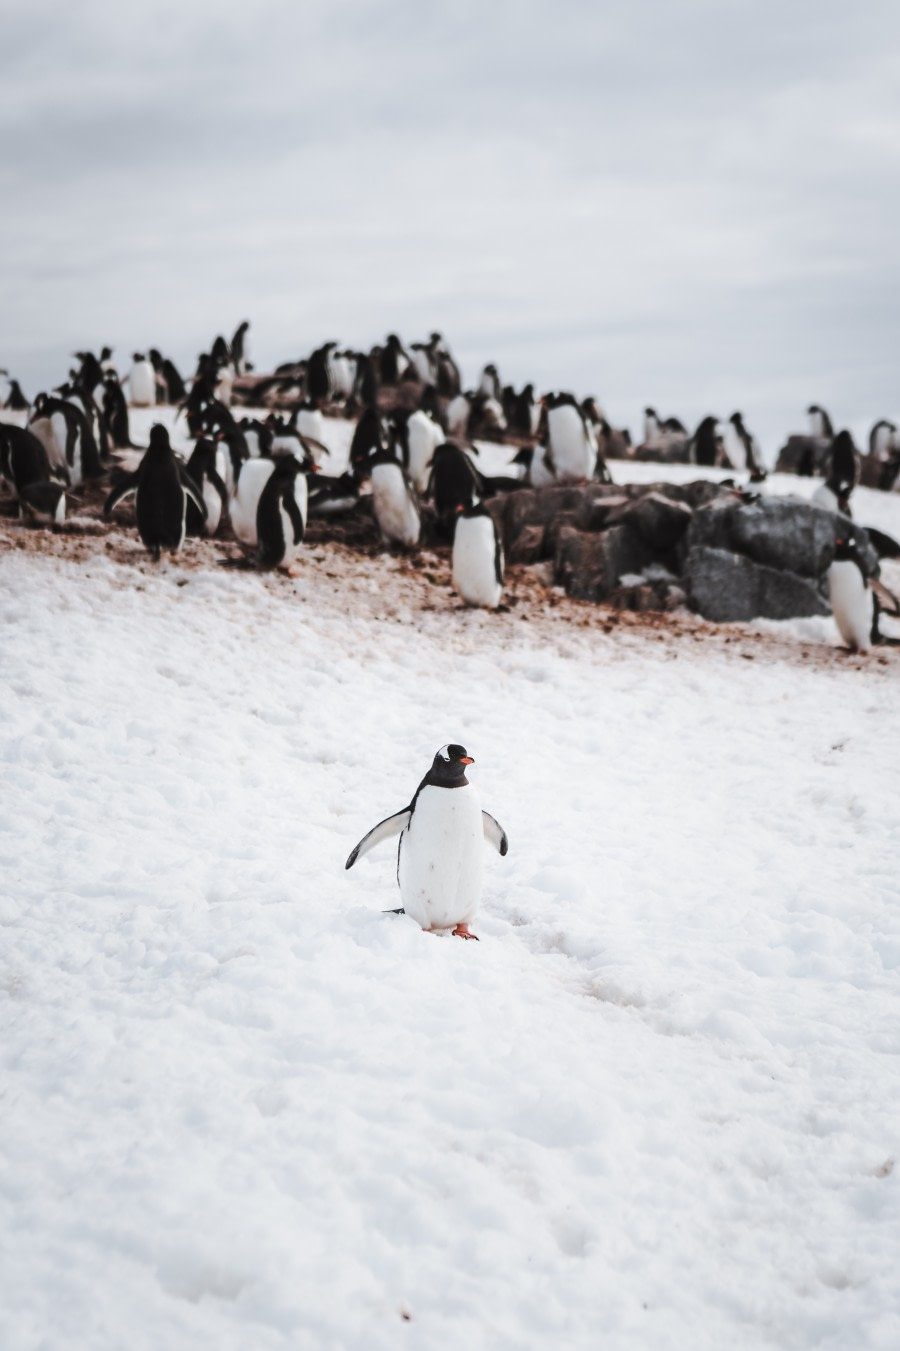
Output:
[3,377,30,412]
[349,405,389,482]
[545,392,596,481]
[239,417,274,460]
[230,457,276,549]
[808,405,834,440]
[102,371,134,449]
[828,537,875,652]
[410,342,436,386]
[231,320,250,374]
[28,394,100,486]
[185,438,228,536]
[644,407,687,444]
[379,334,410,385]
[306,344,334,404]
[103,423,206,560]
[418,383,448,432]
[345,743,508,939]
[446,392,472,438]
[308,471,359,518]
[428,442,481,533]
[452,502,504,609]
[0,423,54,498]
[292,401,327,450]
[352,352,379,407]
[370,449,421,548]
[430,333,462,398]
[729,412,766,481]
[479,364,502,402]
[812,430,858,515]
[868,420,897,461]
[18,481,66,527]
[255,455,308,568]
[406,409,444,493]
[149,350,186,404]
[128,354,156,407]
[691,415,721,468]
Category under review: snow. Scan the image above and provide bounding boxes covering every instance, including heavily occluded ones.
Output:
[2,423,900,1349]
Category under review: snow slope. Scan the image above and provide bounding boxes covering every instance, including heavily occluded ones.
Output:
[1,539,899,1350]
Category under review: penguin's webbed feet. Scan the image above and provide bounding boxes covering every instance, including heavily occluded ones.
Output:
[452,923,479,941]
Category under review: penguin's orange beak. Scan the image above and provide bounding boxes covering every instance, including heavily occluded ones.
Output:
[459,756,474,765]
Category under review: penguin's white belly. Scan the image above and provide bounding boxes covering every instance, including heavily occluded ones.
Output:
[295,408,325,443]
[371,462,420,546]
[129,362,156,407]
[29,415,68,478]
[548,406,593,480]
[406,413,441,493]
[453,515,503,609]
[202,478,222,535]
[811,483,838,512]
[214,367,234,405]
[231,459,274,547]
[412,351,433,385]
[530,445,556,487]
[271,432,303,457]
[399,785,484,930]
[828,562,873,650]
[446,395,470,437]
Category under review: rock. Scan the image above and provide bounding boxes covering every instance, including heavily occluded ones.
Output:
[775,435,831,476]
[684,546,830,622]
[731,497,838,578]
[686,497,740,553]
[628,438,691,464]
[555,524,654,602]
[616,492,693,551]
[508,523,545,564]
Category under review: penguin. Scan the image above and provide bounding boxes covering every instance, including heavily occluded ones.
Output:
[231,320,251,374]
[379,334,410,385]
[410,342,436,386]
[370,449,421,548]
[0,423,54,497]
[306,344,334,404]
[103,423,206,559]
[345,743,508,940]
[545,392,596,481]
[808,405,834,440]
[72,351,104,393]
[428,442,482,533]
[18,480,66,527]
[28,394,100,486]
[349,405,389,482]
[185,438,228,536]
[102,371,134,449]
[229,457,276,549]
[868,420,897,462]
[729,412,766,481]
[329,349,356,400]
[429,333,461,398]
[470,391,508,437]
[308,471,360,518]
[149,350,187,404]
[2,378,30,414]
[452,502,504,609]
[292,401,327,449]
[418,383,448,432]
[644,407,687,444]
[446,392,472,438]
[812,430,858,515]
[352,351,379,407]
[255,455,308,568]
[128,354,157,407]
[479,364,502,402]
[406,409,444,493]
[828,537,875,652]
[216,425,250,494]
[691,415,721,468]
[239,417,273,460]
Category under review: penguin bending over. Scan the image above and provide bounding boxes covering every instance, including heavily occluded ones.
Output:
[452,501,504,609]
[345,744,508,939]
[104,424,206,559]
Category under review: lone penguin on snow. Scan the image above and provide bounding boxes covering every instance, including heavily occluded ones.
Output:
[104,423,206,559]
[345,744,509,940]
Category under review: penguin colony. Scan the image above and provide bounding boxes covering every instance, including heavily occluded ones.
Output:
[1,327,899,646]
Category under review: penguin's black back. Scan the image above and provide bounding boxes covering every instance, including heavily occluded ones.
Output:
[256,459,304,566]
[430,442,481,523]
[137,428,187,551]
[0,424,51,492]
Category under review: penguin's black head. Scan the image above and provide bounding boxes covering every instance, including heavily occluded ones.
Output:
[833,536,859,562]
[148,423,171,453]
[730,411,743,426]
[430,743,474,784]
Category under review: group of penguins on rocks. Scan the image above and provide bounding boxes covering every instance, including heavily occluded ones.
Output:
[1,322,898,642]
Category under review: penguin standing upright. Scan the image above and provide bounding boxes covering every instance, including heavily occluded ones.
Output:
[102,371,134,449]
[345,743,508,940]
[428,442,481,533]
[452,502,504,609]
[185,438,228,536]
[128,354,157,407]
[808,405,834,440]
[370,449,421,548]
[545,393,596,481]
[729,412,766,481]
[103,424,206,559]
[255,455,308,568]
[28,394,100,486]
[691,415,721,467]
[812,430,858,515]
[405,409,444,493]
[229,457,275,549]
[828,537,875,652]
[868,420,897,462]
[231,320,251,374]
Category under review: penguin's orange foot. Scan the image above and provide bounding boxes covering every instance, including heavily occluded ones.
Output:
[452,924,479,941]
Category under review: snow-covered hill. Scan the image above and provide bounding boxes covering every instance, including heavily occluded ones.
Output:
[2,471,899,1349]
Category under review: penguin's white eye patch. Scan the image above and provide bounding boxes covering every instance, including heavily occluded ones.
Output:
[437,744,451,761]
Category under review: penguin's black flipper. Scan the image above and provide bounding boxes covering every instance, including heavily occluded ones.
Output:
[863,526,900,560]
[345,809,411,869]
[208,468,229,514]
[103,472,139,516]
[179,467,208,522]
[872,577,900,618]
[284,490,305,545]
[871,592,900,646]
[482,811,509,856]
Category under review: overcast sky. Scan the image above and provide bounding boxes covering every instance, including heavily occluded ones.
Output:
[3,0,899,452]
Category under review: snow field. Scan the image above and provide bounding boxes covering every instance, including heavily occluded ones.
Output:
[1,541,899,1349]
